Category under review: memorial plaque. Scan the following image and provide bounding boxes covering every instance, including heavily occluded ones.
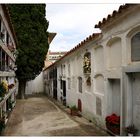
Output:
[96,97,102,116]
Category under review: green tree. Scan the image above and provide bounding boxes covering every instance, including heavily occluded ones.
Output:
[8,4,49,99]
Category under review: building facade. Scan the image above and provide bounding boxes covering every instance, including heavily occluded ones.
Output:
[48,51,67,63]
[44,50,67,68]
[43,4,140,136]
[0,4,17,131]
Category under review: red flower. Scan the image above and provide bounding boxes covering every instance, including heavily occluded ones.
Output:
[105,113,120,126]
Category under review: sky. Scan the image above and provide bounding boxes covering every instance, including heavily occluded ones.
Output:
[46,3,123,52]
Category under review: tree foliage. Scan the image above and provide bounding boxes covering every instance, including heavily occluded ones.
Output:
[8,4,49,81]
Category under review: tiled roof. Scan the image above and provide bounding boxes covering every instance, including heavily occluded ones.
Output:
[49,51,67,55]
[43,33,101,71]
[95,4,136,29]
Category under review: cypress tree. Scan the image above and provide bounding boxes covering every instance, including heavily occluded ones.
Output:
[8,4,49,99]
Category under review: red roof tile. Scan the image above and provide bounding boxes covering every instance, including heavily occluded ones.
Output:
[43,33,101,71]
[95,4,136,29]
[49,51,67,55]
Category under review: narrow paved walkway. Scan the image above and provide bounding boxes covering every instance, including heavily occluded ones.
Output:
[3,95,108,136]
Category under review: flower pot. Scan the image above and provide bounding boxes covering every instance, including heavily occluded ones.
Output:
[70,109,78,116]
[125,125,137,136]
[106,122,120,135]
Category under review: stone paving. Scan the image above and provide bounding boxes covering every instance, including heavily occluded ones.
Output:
[2,95,109,136]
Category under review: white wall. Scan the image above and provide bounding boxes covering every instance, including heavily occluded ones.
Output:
[25,72,44,95]
[94,75,104,94]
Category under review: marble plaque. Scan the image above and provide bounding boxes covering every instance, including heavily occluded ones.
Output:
[96,97,102,116]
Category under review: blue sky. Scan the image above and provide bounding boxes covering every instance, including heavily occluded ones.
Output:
[46,3,122,52]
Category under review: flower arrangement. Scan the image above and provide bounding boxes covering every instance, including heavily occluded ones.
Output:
[70,105,79,116]
[105,113,120,135]
[0,80,8,97]
[70,105,78,110]
[106,113,120,125]
[8,83,15,89]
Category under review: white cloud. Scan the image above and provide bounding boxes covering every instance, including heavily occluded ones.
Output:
[46,4,122,51]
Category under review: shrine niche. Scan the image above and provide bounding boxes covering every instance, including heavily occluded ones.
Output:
[83,52,91,74]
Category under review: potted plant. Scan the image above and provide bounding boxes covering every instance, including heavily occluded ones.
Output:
[105,113,120,135]
[125,125,137,136]
[0,80,8,98]
[70,105,79,116]
[8,83,14,90]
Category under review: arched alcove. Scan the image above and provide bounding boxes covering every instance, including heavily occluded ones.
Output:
[126,25,140,38]
[94,45,104,72]
[106,37,122,69]
[94,74,104,94]
[126,25,140,63]
[131,32,140,61]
